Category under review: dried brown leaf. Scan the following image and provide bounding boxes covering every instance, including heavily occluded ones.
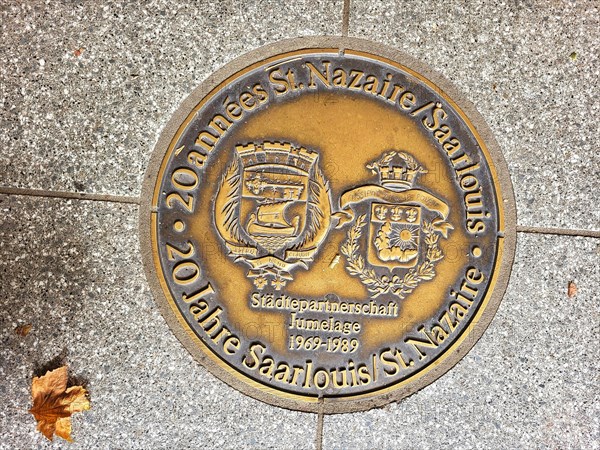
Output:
[15,324,32,336]
[567,281,578,298]
[29,366,90,441]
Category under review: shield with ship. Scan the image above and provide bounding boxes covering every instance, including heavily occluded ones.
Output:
[214,141,331,290]
[242,168,308,253]
[238,143,315,255]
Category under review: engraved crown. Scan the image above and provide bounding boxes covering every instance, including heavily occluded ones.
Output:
[367,151,427,191]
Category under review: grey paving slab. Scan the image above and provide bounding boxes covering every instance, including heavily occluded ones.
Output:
[0,195,316,449]
[0,0,342,197]
[323,232,600,450]
[350,0,600,231]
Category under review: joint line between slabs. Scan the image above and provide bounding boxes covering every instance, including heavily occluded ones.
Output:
[315,399,325,450]
[516,225,599,239]
[341,0,350,37]
[0,186,141,205]
[4,187,597,238]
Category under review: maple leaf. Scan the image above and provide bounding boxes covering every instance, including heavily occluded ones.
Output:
[28,366,90,441]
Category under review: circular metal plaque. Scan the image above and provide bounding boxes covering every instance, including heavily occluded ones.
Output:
[140,37,516,413]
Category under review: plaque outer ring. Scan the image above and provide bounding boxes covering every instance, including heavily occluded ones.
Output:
[139,36,517,414]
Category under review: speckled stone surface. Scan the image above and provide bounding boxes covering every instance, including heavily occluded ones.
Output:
[0,196,316,449]
[349,0,600,231]
[0,1,341,197]
[323,233,600,449]
[0,0,599,448]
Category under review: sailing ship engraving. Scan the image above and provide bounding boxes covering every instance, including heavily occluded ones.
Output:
[245,174,303,245]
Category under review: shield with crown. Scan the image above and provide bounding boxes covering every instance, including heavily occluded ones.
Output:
[336,151,454,299]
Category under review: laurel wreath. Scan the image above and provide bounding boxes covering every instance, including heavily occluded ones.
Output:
[340,214,444,299]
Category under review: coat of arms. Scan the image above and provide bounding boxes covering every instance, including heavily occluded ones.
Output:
[214,141,332,290]
[336,151,453,299]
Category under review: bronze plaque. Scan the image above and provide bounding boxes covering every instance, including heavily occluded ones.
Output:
[140,38,516,413]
